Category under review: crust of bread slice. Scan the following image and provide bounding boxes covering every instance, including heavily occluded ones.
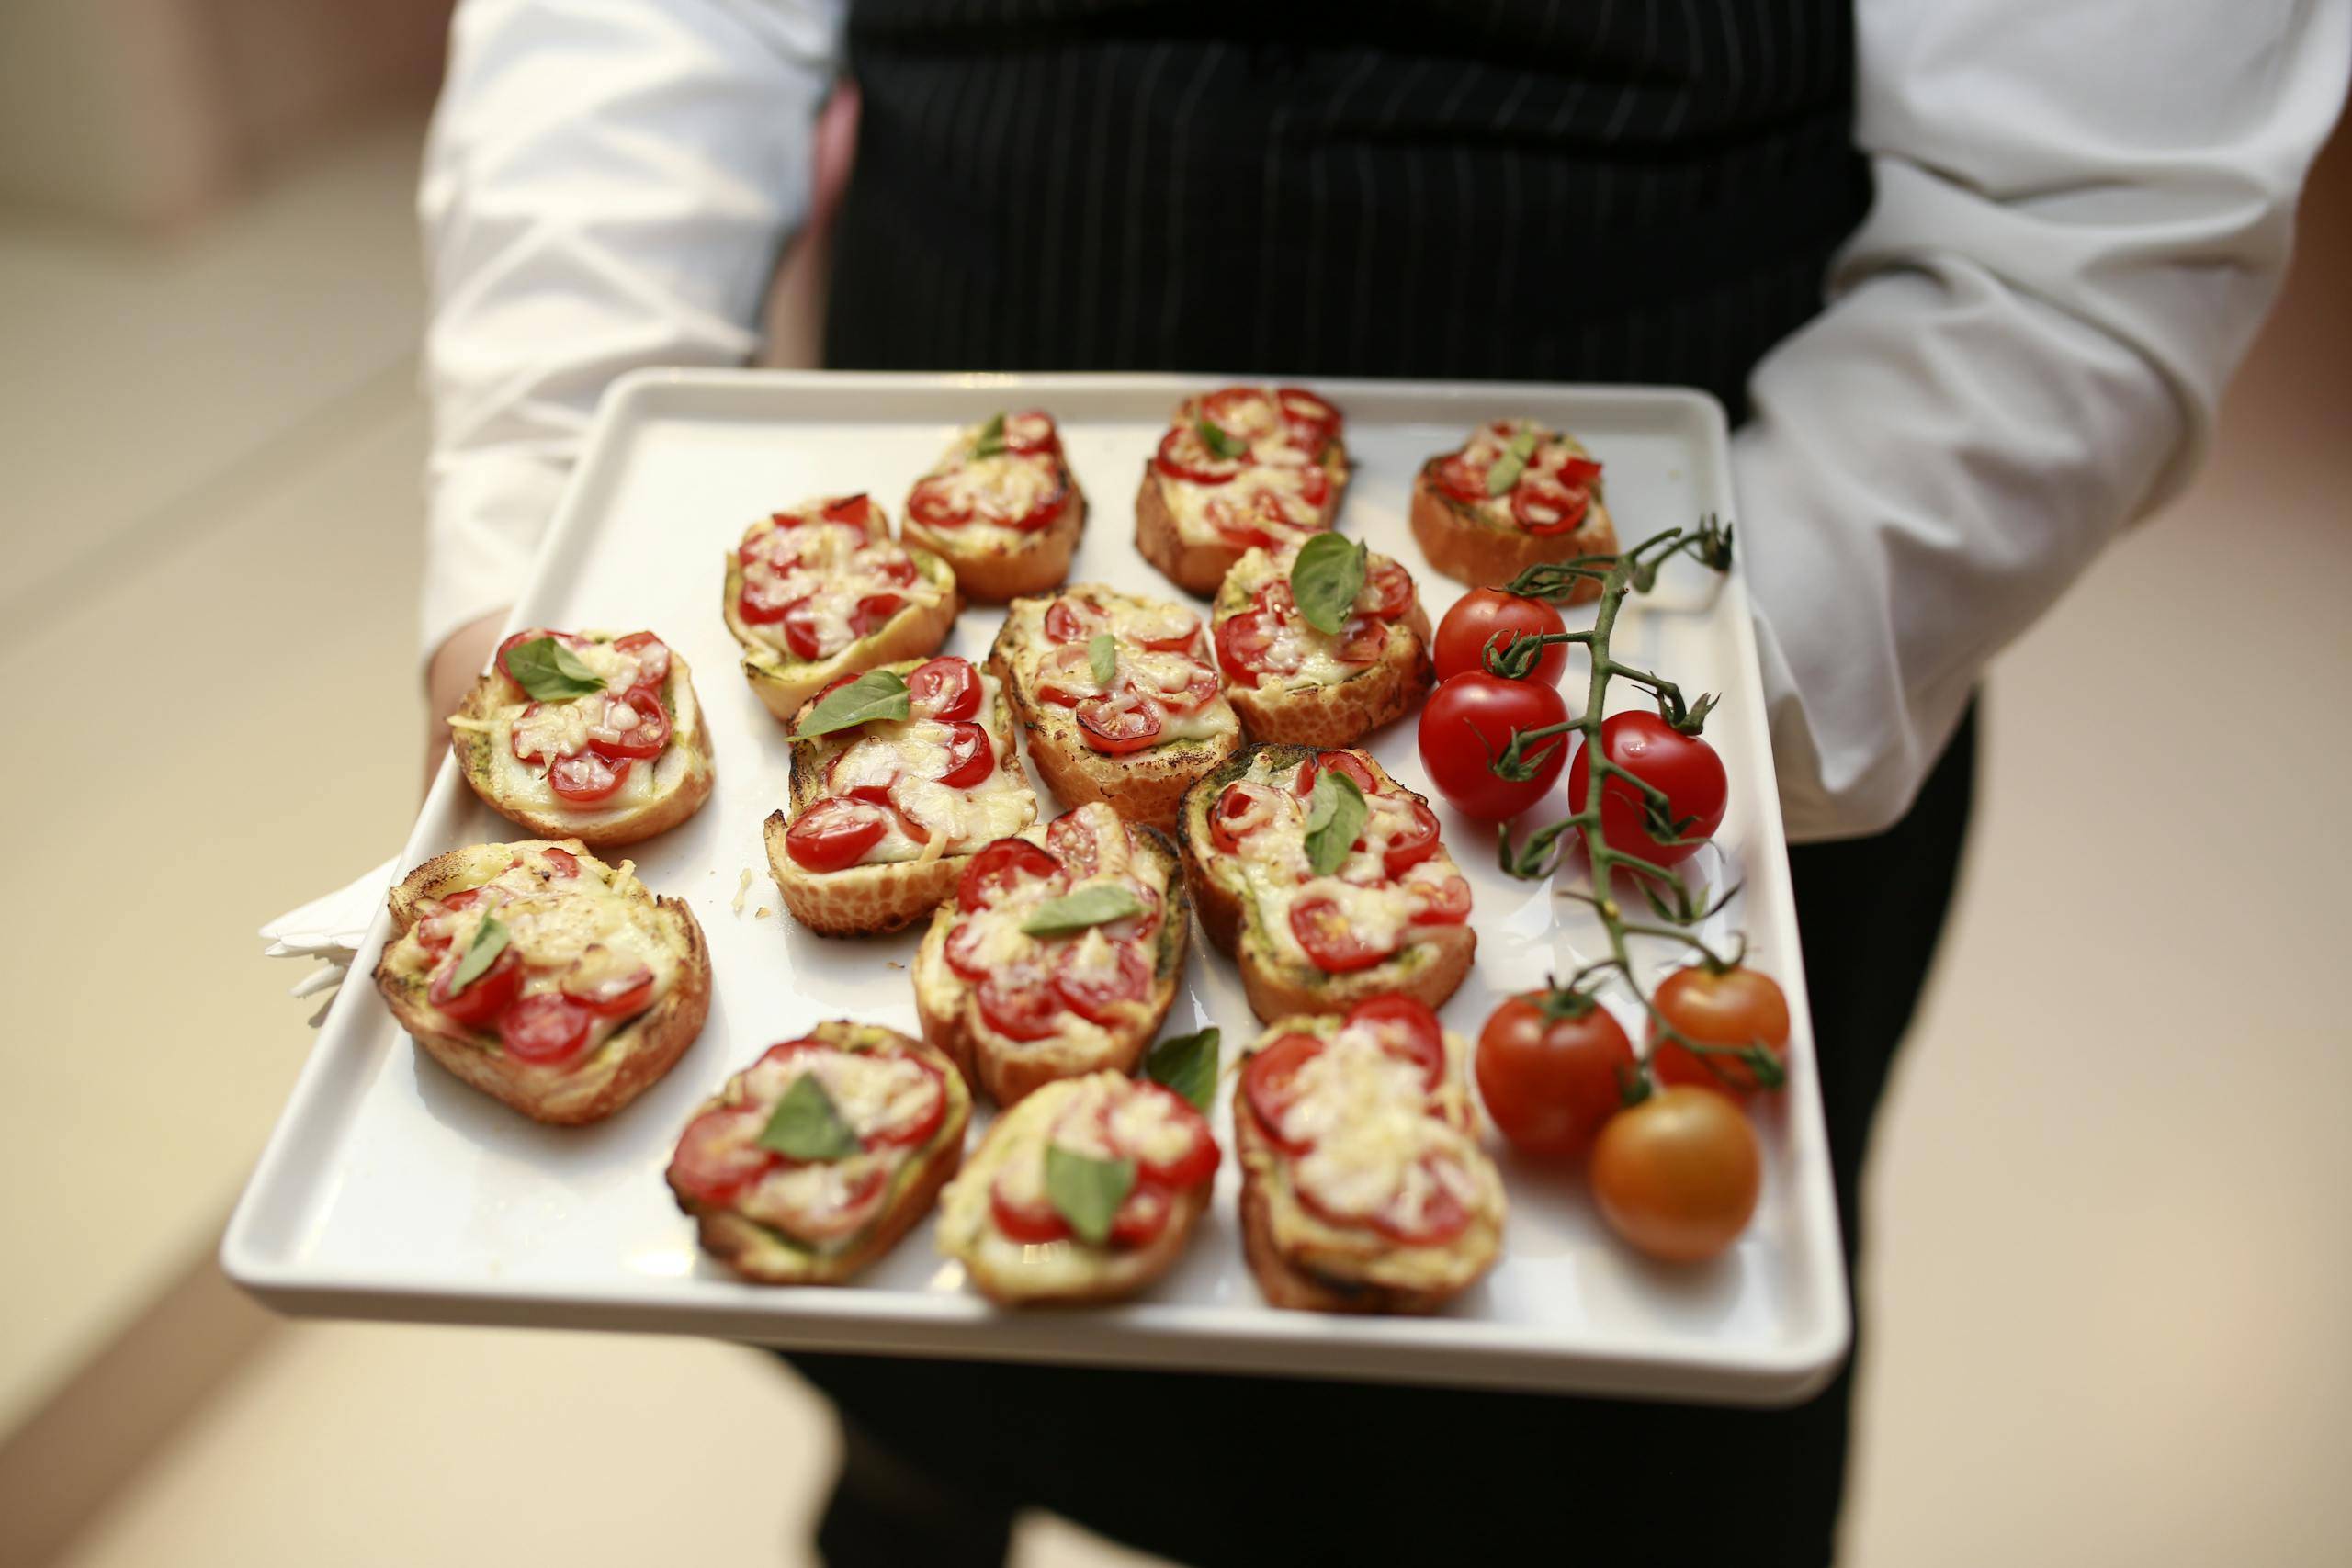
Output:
[450,641,716,850]
[904,486,1088,603]
[987,587,1244,831]
[765,661,1035,936]
[1408,455,1618,598]
[910,818,1190,1105]
[669,1021,971,1285]
[725,547,963,724]
[374,840,711,1125]
[1177,743,1476,1022]
[1134,444,1351,597]
[1210,548,1435,748]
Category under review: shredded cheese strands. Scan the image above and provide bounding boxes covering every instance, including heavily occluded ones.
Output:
[732,867,753,915]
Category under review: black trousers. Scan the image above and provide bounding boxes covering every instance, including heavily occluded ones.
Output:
[794,705,1979,1568]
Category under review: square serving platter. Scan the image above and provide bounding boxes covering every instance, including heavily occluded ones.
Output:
[223,371,1848,1404]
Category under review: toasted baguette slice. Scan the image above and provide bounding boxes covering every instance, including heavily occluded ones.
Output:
[1408,423,1617,595]
[766,658,1036,936]
[910,804,1190,1105]
[668,1021,971,1285]
[1210,543,1434,748]
[1135,386,1351,595]
[449,633,715,850]
[723,498,963,723]
[988,584,1243,831]
[374,839,710,1125]
[902,412,1089,601]
[1233,1008,1503,1314]
[1178,744,1475,1022]
[936,1072,1216,1304]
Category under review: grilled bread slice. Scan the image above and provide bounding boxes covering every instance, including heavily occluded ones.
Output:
[988,583,1242,832]
[723,493,961,723]
[449,629,714,850]
[1409,420,1617,595]
[666,1021,971,1285]
[1135,385,1351,595]
[374,839,710,1125]
[1179,744,1475,1023]
[910,803,1190,1105]
[1233,999,1504,1314]
[766,655,1036,936]
[902,410,1088,602]
[1209,541,1433,748]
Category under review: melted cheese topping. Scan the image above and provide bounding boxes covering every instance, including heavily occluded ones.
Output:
[905,418,1069,547]
[1016,591,1238,750]
[709,1042,945,1247]
[735,501,948,660]
[807,673,1036,866]
[1215,541,1412,690]
[1157,389,1337,546]
[1444,420,1601,530]
[468,637,684,817]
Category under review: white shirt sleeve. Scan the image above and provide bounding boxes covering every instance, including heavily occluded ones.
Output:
[1737,0,2348,840]
[417,0,845,660]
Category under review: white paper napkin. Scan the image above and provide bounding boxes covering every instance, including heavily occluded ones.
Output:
[261,856,399,1022]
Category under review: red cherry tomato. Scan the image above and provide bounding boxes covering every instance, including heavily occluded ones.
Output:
[863,1057,950,1147]
[1433,589,1570,685]
[1214,609,1291,688]
[1111,1085,1221,1189]
[1044,596,1108,644]
[1418,672,1568,820]
[820,493,876,528]
[499,992,596,1065]
[1333,615,1386,665]
[610,630,671,688]
[1343,995,1447,1092]
[779,600,831,660]
[1513,456,1600,536]
[587,687,670,761]
[907,475,972,530]
[1290,896,1397,974]
[537,847,579,878]
[1358,558,1415,619]
[1434,451,1488,504]
[548,751,630,804]
[1209,782,1279,853]
[1076,691,1164,754]
[668,1108,775,1205]
[1276,386,1342,450]
[934,721,995,787]
[785,798,888,872]
[1408,874,1473,925]
[1053,940,1151,1027]
[944,920,993,980]
[991,1169,1074,1243]
[1475,993,1636,1159]
[957,838,1061,911]
[1045,812,1105,877]
[1648,964,1792,1099]
[1146,664,1220,715]
[1297,1153,1473,1246]
[494,628,583,688]
[1126,607,1202,652]
[1295,750,1378,797]
[428,944,522,1026]
[1566,711,1729,867]
[1205,493,1280,551]
[907,656,982,720]
[1001,410,1060,455]
[851,593,906,637]
[560,949,655,1017]
[1107,1182,1173,1248]
[1381,800,1442,878]
[1242,1032,1328,1154]
[978,969,1064,1041]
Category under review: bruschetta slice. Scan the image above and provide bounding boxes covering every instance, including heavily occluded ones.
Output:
[902,410,1087,602]
[666,1022,971,1285]
[987,584,1243,831]
[447,627,714,849]
[1135,385,1350,594]
[1179,745,1475,1022]
[765,655,1037,936]
[1233,996,1504,1314]
[1210,536,1434,747]
[936,1070,1219,1305]
[911,802,1190,1105]
[373,839,710,1125]
[1410,420,1618,594]
[723,493,961,723]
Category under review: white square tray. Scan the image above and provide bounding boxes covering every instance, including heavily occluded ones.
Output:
[224,371,1848,1404]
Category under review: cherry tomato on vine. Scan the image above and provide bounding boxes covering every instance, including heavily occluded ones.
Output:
[1418,672,1568,820]
[1589,1087,1761,1263]
[1649,964,1792,1099]
[1565,711,1728,866]
[1475,992,1636,1159]
[1433,589,1570,685]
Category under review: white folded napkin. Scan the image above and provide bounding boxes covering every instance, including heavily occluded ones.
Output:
[261,856,400,1023]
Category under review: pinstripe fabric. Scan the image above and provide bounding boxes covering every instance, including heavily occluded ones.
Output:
[825,0,1866,420]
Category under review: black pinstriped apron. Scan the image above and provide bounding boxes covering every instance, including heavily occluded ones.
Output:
[808,6,1974,1565]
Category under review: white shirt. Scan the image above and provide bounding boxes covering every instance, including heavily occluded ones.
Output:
[418,0,2347,841]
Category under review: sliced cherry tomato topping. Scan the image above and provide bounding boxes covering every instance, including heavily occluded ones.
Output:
[1276,386,1342,450]
[944,919,993,980]
[548,751,629,804]
[864,1057,949,1148]
[906,656,981,720]
[1125,606,1201,652]
[1512,457,1600,536]
[1035,644,1100,706]
[991,1168,1074,1243]
[1299,1153,1474,1246]
[560,948,655,1017]
[1408,874,1473,925]
[820,493,876,528]
[930,721,995,788]
[428,944,521,1026]
[769,1163,891,1244]
[415,887,488,950]
[1333,615,1386,665]
[785,797,888,872]
[1342,996,1448,1092]
[1358,559,1414,619]
[509,703,552,764]
[1209,782,1279,853]
[1205,493,1281,551]
[1045,812,1105,877]
[1001,410,1060,454]
[494,628,585,688]
[1290,896,1398,973]
[1108,1182,1173,1248]
[958,838,1063,911]
[1044,596,1108,644]
[779,599,830,658]
[610,630,671,687]
[1433,451,1489,504]
[1295,750,1379,797]
[906,474,972,531]
[537,847,579,878]
[852,593,906,637]
[1111,1084,1221,1189]
[1381,800,1442,878]
[1053,940,1151,1027]
[978,969,1064,1041]
[499,991,597,1065]
[1076,690,1164,754]
[1242,1032,1327,1154]
[668,1108,775,1205]
[1215,610,1292,688]
[1155,424,1241,486]
[1145,663,1220,715]
[587,687,670,761]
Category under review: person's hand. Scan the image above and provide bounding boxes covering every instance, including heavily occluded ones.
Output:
[424,610,508,797]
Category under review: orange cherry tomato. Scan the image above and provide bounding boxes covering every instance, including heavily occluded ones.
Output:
[1589,1088,1761,1263]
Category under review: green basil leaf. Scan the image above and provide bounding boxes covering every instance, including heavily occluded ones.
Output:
[1484,426,1544,497]
[758,1073,863,1162]
[1289,533,1367,636]
[502,637,605,701]
[1021,883,1145,936]
[448,915,509,993]
[1146,1027,1221,1114]
[1088,631,1119,687]
[1195,416,1248,461]
[972,411,1008,457]
[788,670,911,741]
[1046,1145,1136,1247]
[1304,768,1368,877]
